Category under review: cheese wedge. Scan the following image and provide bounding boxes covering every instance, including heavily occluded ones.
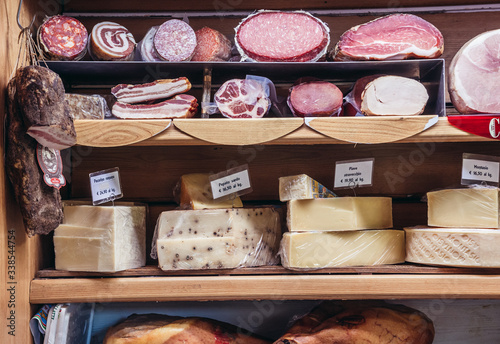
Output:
[279,174,336,201]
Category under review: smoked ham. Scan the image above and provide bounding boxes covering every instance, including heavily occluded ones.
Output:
[214,79,271,118]
[111,77,192,104]
[288,81,343,117]
[112,94,198,119]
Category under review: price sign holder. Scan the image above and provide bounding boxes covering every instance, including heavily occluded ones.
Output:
[461,153,500,187]
[209,164,252,201]
[334,158,374,190]
[89,167,123,205]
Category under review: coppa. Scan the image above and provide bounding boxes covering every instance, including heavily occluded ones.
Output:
[214,79,271,118]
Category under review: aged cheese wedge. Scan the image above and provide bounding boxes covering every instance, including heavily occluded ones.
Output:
[279,174,336,202]
[427,187,500,228]
[287,197,392,231]
[405,227,500,267]
[280,230,405,269]
[179,173,243,209]
[155,207,281,270]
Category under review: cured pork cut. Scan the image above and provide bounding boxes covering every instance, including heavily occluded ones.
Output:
[288,81,343,117]
[137,26,161,61]
[333,14,444,61]
[449,29,500,114]
[90,21,136,61]
[112,94,198,119]
[154,19,197,61]
[111,77,192,104]
[214,79,271,118]
[191,27,232,61]
[235,10,330,62]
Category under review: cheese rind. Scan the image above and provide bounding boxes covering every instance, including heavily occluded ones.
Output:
[405,227,500,267]
[279,174,336,201]
[155,207,281,270]
[427,188,500,228]
[280,230,405,269]
[287,197,392,231]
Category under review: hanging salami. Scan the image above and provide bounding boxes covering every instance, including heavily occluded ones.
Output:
[89,21,136,61]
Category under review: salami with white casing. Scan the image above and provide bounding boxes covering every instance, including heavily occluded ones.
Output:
[154,20,197,61]
[214,79,271,118]
[112,94,198,119]
[90,21,136,61]
[137,26,161,61]
[111,77,192,104]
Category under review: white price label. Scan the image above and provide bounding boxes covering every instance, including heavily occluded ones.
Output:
[462,158,499,185]
[210,169,251,200]
[334,158,374,189]
[89,168,123,205]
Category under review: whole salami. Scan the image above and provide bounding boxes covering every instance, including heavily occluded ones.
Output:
[235,10,330,62]
[37,15,88,61]
[89,21,136,61]
[191,27,232,61]
[214,79,271,118]
[288,81,343,117]
[154,20,197,61]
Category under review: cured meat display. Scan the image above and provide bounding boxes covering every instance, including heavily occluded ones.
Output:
[15,66,76,150]
[154,19,197,61]
[191,27,232,61]
[89,21,136,61]
[449,29,500,114]
[112,94,198,119]
[111,77,192,104]
[104,314,270,344]
[37,15,88,61]
[214,79,271,118]
[136,26,161,61]
[235,10,330,62]
[287,81,343,117]
[332,14,444,61]
[274,301,435,344]
[360,75,429,116]
[5,79,63,237]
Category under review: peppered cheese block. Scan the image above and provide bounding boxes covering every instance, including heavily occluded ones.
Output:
[179,173,243,209]
[280,230,405,269]
[279,174,336,201]
[155,207,281,270]
[287,197,392,231]
[405,227,500,267]
[54,205,146,272]
[427,187,500,228]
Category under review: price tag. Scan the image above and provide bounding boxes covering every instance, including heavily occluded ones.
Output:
[210,165,252,200]
[334,158,374,189]
[461,153,500,186]
[89,167,123,205]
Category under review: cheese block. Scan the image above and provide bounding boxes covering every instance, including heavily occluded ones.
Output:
[155,207,281,270]
[279,174,336,201]
[54,205,146,272]
[280,230,405,269]
[427,187,500,228]
[287,197,392,231]
[179,173,243,209]
[405,227,500,267]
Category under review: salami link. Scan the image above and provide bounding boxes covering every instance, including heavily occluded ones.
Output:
[191,27,232,61]
[37,15,88,61]
[112,94,198,119]
[215,79,271,118]
[154,20,197,62]
[90,21,136,61]
[111,77,192,104]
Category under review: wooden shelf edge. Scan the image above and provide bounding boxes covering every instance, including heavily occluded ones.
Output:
[30,274,500,303]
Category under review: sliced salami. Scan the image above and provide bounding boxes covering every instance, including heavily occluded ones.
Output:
[111,77,192,104]
[112,94,198,119]
[235,10,330,62]
[154,20,197,62]
[191,27,232,61]
[37,15,88,61]
[137,26,162,61]
[89,21,136,61]
[214,79,271,118]
[288,81,343,117]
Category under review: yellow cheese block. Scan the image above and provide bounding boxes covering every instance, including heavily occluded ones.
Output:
[280,230,405,269]
[427,187,500,228]
[287,197,392,231]
[179,173,243,209]
[279,174,336,201]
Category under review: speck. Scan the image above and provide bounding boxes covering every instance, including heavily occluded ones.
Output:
[213,232,217,236]
[175,254,179,258]
[194,231,198,234]
[189,228,192,232]
[161,246,165,249]
[208,247,213,251]
[195,219,199,223]
[193,247,196,250]
[179,230,183,234]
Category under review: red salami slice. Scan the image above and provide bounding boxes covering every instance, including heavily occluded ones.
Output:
[333,14,444,61]
[235,10,330,62]
[38,15,88,61]
[137,26,162,61]
[112,94,198,119]
[89,21,136,61]
[154,20,197,62]
[288,81,343,117]
[191,27,232,61]
[214,79,271,118]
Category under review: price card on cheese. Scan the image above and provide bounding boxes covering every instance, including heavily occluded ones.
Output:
[334,158,374,189]
[461,153,500,186]
[89,167,123,205]
[209,164,252,200]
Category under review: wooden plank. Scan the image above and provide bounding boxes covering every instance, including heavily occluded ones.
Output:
[30,274,500,303]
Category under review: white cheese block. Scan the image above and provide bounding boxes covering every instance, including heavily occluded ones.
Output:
[280,230,405,269]
[279,174,336,202]
[427,187,500,228]
[155,207,281,270]
[405,227,500,267]
[54,205,146,272]
[287,197,392,231]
